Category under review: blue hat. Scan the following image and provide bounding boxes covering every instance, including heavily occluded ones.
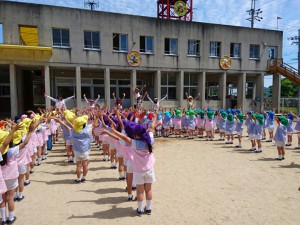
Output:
[288,113,294,121]
[269,111,274,120]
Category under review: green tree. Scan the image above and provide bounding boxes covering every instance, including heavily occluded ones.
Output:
[269,78,298,97]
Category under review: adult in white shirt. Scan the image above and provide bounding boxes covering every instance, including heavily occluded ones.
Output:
[146,92,167,111]
[185,92,200,109]
[44,93,75,110]
[83,94,100,109]
[129,84,147,109]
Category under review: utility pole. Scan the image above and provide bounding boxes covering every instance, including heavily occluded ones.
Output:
[246,0,263,28]
[289,29,300,111]
[84,0,99,11]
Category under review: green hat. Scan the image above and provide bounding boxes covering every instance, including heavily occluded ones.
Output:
[279,116,288,126]
[237,113,244,122]
[255,114,264,125]
[207,111,214,119]
[188,110,195,118]
[227,114,234,122]
[174,109,182,118]
[221,112,227,119]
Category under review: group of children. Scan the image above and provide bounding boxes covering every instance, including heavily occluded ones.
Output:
[1,89,300,223]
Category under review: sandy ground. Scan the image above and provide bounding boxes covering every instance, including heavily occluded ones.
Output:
[12,133,300,225]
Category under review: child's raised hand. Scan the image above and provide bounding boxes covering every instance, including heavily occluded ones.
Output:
[12,123,21,132]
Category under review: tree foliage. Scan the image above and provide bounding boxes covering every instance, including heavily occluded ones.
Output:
[269,78,299,97]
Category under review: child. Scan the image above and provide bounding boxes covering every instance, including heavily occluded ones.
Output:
[285,113,294,146]
[234,113,244,148]
[274,116,288,160]
[106,113,157,217]
[129,84,147,109]
[205,111,215,141]
[186,110,196,139]
[195,109,205,138]
[146,92,167,111]
[112,92,125,110]
[265,111,275,142]
[218,111,227,141]
[173,109,182,138]
[291,112,300,149]
[252,114,264,153]
[225,114,236,144]
[162,111,172,137]
[55,115,93,183]
[246,111,256,151]
[44,93,75,110]
[185,92,200,110]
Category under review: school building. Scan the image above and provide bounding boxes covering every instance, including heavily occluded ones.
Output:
[0,1,283,118]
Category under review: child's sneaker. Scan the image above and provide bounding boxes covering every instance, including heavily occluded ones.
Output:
[254,149,262,153]
[144,207,152,215]
[136,209,143,217]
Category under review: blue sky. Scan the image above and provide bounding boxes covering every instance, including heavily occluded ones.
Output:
[2,0,300,87]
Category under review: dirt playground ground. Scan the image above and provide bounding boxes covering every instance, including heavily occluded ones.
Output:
[12,134,300,225]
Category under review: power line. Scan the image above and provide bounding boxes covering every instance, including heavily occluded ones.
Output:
[246,0,263,28]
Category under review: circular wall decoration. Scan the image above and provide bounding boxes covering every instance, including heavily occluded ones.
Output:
[127,51,142,67]
[174,1,187,16]
[220,56,232,70]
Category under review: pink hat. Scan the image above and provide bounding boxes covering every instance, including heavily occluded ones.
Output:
[21,114,27,120]
[30,114,35,119]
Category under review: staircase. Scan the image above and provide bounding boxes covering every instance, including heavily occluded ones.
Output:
[268,58,300,84]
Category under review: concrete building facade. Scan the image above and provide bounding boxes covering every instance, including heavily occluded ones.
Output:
[0,1,282,117]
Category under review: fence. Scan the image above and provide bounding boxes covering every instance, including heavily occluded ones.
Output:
[280,98,300,114]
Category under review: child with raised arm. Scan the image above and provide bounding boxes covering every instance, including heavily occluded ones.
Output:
[274,116,288,160]
[104,113,157,217]
[112,92,125,109]
[146,92,167,111]
[44,93,75,110]
[129,84,147,109]
[83,94,100,109]
[185,92,200,110]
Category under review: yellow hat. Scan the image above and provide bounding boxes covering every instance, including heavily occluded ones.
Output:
[64,110,76,123]
[0,130,9,155]
[73,115,88,133]
[13,129,23,145]
[22,118,32,131]
[32,114,41,130]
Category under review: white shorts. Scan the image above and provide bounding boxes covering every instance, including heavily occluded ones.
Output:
[5,178,18,190]
[0,195,2,204]
[226,132,234,135]
[133,169,156,185]
[248,134,255,140]
[109,143,115,150]
[74,150,90,161]
[188,126,195,130]
[254,134,262,140]
[268,128,274,132]
[236,131,243,136]
[126,160,133,173]
[275,141,285,147]
[18,165,27,175]
[219,129,225,133]
[66,140,73,146]
[33,147,37,153]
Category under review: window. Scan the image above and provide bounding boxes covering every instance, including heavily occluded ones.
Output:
[84,31,100,50]
[164,38,178,55]
[113,33,128,52]
[246,81,254,99]
[209,41,221,57]
[249,44,260,59]
[227,82,237,98]
[0,24,3,44]
[56,78,75,98]
[19,25,38,46]
[140,36,154,54]
[188,40,200,56]
[161,73,177,100]
[52,28,70,47]
[184,73,198,99]
[205,82,219,100]
[230,43,241,58]
[81,78,105,99]
[268,46,278,59]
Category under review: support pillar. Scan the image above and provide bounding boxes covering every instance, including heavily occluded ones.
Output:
[272,73,281,113]
[154,70,161,99]
[76,67,82,109]
[219,72,227,109]
[130,69,137,107]
[177,71,184,107]
[255,73,264,111]
[198,72,206,108]
[9,64,18,118]
[104,68,110,108]
[44,65,51,109]
[237,72,246,111]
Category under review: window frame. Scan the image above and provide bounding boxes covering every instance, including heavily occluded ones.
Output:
[246,81,254,99]
[164,38,178,56]
[140,36,154,54]
[84,31,100,50]
[249,44,260,60]
[230,43,241,58]
[209,41,221,57]
[113,33,128,52]
[184,73,198,99]
[52,28,70,48]
[0,23,4,44]
[161,73,177,100]
[187,40,200,57]
[205,81,220,100]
